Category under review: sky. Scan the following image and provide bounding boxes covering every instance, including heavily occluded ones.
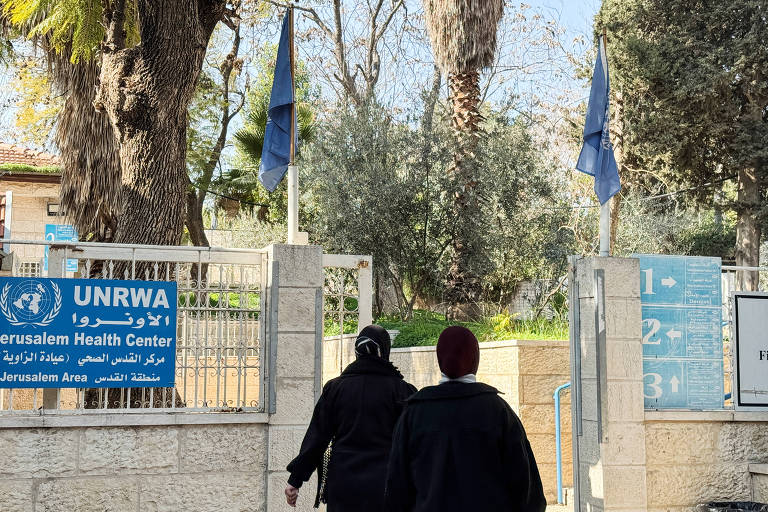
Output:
[532,0,601,40]
[0,0,603,151]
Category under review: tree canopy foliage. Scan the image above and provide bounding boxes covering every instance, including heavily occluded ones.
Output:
[600,0,768,286]
[3,0,237,247]
[303,101,573,319]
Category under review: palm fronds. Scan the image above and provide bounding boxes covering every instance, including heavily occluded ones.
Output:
[423,0,504,74]
[234,101,316,170]
[3,0,108,62]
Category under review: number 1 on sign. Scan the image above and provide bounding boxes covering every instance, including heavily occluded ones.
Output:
[642,269,654,295]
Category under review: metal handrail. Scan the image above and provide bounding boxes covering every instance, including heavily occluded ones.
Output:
[0,238,267,253]
[553,381,572,505]
[722,265,768,271]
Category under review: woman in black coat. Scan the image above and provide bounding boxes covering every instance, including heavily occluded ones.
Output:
[384,326,546,512]
[285,325,417,511]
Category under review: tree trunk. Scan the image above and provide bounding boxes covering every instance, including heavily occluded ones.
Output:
[445,70,483,320]
[186,188,210,248]
[186,187,210,284]
[609,194,621,255]
[95,0,225,247]
[185,18,241,252]
[609,91,625,254]
[735,164,761,291]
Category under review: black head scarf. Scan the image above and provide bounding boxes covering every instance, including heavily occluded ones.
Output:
[354,324,392,361]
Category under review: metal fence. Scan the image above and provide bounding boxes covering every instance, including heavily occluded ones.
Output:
[0,240,267,414]
[721,265,768,409]
[322,254,373,371]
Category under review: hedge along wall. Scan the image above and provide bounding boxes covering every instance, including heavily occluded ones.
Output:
[322,337,572,503]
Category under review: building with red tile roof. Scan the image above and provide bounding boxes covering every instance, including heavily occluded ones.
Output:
[0,142,59,167]
[0,143,64,274]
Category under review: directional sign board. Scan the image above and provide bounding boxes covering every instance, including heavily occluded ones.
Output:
[43,224,78,273]
[638,255,724,409]
[0,276,177,388]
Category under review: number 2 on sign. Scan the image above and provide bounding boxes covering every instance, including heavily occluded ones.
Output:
[642,318,661,345]
[642,269,654,295]
[644,372,663,399]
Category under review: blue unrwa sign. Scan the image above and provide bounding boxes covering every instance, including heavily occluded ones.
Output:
[638,255,724,409]
[0,277,177,388]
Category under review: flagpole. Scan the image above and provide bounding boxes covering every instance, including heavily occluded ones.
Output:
[287,4,299,244]
[599,28,611,257]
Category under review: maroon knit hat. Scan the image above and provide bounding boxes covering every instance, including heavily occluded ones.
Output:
[436,326,480,379]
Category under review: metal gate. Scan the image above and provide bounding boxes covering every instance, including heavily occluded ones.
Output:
[0,240,268,415]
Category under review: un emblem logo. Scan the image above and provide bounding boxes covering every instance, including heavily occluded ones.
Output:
[0,280,62,327]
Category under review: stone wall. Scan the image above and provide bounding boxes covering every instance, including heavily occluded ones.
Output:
[0,422,268,512]
[752,464,768,503]
[644,413,768,512]
[573,256,648,512]
[322,336,572,503]
[265,244,324,512]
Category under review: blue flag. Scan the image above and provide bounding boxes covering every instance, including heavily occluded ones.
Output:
[576,38,621,205]
[259,11,296,192]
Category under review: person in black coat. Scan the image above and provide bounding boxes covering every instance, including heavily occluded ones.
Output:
[285,325,417,511]
[384,326,546,512]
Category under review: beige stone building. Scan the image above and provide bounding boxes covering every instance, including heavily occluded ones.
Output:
[0,142,63,275]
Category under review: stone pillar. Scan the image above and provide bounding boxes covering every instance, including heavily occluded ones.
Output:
[265,244,324,512]
[573,257,647,512]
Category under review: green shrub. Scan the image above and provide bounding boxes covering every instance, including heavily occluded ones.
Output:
[0,163,61,174]
[324,317,359,337]
[178,291,260,318]
[377,310,568,348]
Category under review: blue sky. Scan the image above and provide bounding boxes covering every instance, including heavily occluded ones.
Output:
[531,0,601,40]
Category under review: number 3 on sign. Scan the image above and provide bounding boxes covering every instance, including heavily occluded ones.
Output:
[644,372,663,399]
[642,318,661,345]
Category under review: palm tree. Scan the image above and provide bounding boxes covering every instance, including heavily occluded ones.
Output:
[218,101,314,221]
[1,5,122,242]
[55,57,121,242]
[234,102,315,167]
[423,0,504,319]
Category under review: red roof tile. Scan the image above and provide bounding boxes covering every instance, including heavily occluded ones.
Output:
[0,142,59,167]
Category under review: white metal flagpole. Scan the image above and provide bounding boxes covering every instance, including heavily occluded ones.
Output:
[287,5,299,245]
[287,164,298,244]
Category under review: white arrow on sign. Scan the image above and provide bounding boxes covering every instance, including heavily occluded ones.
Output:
[670,375,680,393]
[661,277,677,288]
[666,329,682,341]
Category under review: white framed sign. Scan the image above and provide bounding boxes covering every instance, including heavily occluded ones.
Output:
[733,293,768,410]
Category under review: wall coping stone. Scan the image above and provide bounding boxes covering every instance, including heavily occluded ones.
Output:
[0,411,269,429]
[321,338,569,352]
[645,410,768,423]
[749,464,768,475]
[390,339,568,353]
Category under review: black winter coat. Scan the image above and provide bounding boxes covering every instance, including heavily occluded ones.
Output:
[287,355,417,511]
[384,381,546,512]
